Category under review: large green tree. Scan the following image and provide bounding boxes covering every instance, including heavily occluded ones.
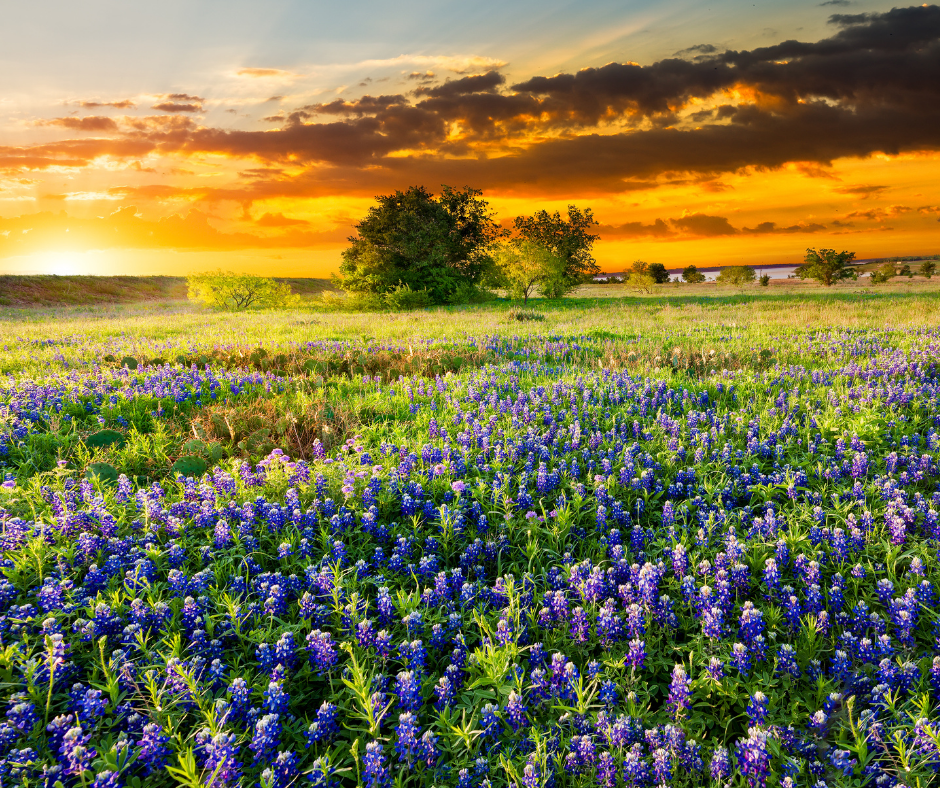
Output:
[796,247,857,286]
[338,185,503,304]
[512,205,600,291]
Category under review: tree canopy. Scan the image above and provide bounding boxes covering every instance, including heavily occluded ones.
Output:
[490,240,565,304]
[796,248,856,286]
[338,185,503,304]
[512,206,599,290]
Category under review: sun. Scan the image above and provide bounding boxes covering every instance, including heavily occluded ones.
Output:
[36,251,86,276]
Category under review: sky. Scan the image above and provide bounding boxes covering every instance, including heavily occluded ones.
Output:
[1,0,938,277]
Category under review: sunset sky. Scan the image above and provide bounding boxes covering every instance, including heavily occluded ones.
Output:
[1,1,938,277]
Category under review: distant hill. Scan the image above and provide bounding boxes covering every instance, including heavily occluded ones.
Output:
[0,275,337,307]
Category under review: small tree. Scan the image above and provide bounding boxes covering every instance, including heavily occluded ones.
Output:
[682,265,706,283]
[513,205,600,292]
[796,248,856,286]
[922,260,936,278]
[870,262,896,284]
[716,266,756,286]
[491,240,565,304]
[647,262,671,284]
[629,273,656,293]
[187,271,299,310]
[759,274,770,287]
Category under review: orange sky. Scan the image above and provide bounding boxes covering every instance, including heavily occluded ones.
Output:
[2,3,938,276]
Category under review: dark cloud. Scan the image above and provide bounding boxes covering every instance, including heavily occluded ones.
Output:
[39,116,119,132]
[819,0,851,6]
[309,94,410,117]
[670,213,738,236]
[742,221,827,233]
[414,71,506,97]
[5,5,940,202]
[673,43,719,58]
[597,219,674,238]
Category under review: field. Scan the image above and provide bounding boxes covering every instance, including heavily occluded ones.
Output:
[1,284,940,787]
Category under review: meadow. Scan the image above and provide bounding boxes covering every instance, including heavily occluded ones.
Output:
[1,283,940,787]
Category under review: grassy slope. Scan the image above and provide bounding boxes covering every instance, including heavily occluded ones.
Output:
[0,274,336,307]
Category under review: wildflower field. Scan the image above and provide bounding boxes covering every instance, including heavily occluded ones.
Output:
[2,289,940,788]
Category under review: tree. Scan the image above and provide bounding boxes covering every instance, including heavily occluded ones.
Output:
[490,240,566,304]
[759,274,771,287]
[922,260,936,278]
[647,263,671,284]
[513,206,599,291]
[716,266,756,286]
[682,265,706,283]
[187,271,299,311]
[338,185,504,305]
[796,248,856,286]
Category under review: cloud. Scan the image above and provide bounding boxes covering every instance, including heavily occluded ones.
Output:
[4,4,940,205]
[597,219,674,238]
[38,116,119,132]
[151,93,205,113]
[236,68,301,79]
[151,102,202,113]
[673,43,719,58]
[78,99,136,109]
[255,212,310,227]
[0,206,348,257]
[742,220,827,233]
[819,0,851,6]
[845,205,913,220]
[670,213,738,236]
[835,184,888,198]
[344,54,506,74]
[414,71,506,98]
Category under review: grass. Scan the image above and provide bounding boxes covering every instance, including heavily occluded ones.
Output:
[0,274,336,308]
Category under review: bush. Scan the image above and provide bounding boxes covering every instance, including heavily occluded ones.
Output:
[383,284,433,311]
[187,271,299,311]
[922,260,936,278]
[507,307,545,321]
[759,274,770,286]
[716,266,756,286]
[682,265,707,283]
[629,273,656,293]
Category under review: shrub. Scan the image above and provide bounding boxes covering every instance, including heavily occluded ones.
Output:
[716,266,756,286]
[682,265,707,283]
[383,284,433,311]
[507,307,545,321]
[628,273,656,293]
[759,274,770,286]
[922,260,937,278]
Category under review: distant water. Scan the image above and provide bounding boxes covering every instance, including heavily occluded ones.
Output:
[600,261,876,283]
